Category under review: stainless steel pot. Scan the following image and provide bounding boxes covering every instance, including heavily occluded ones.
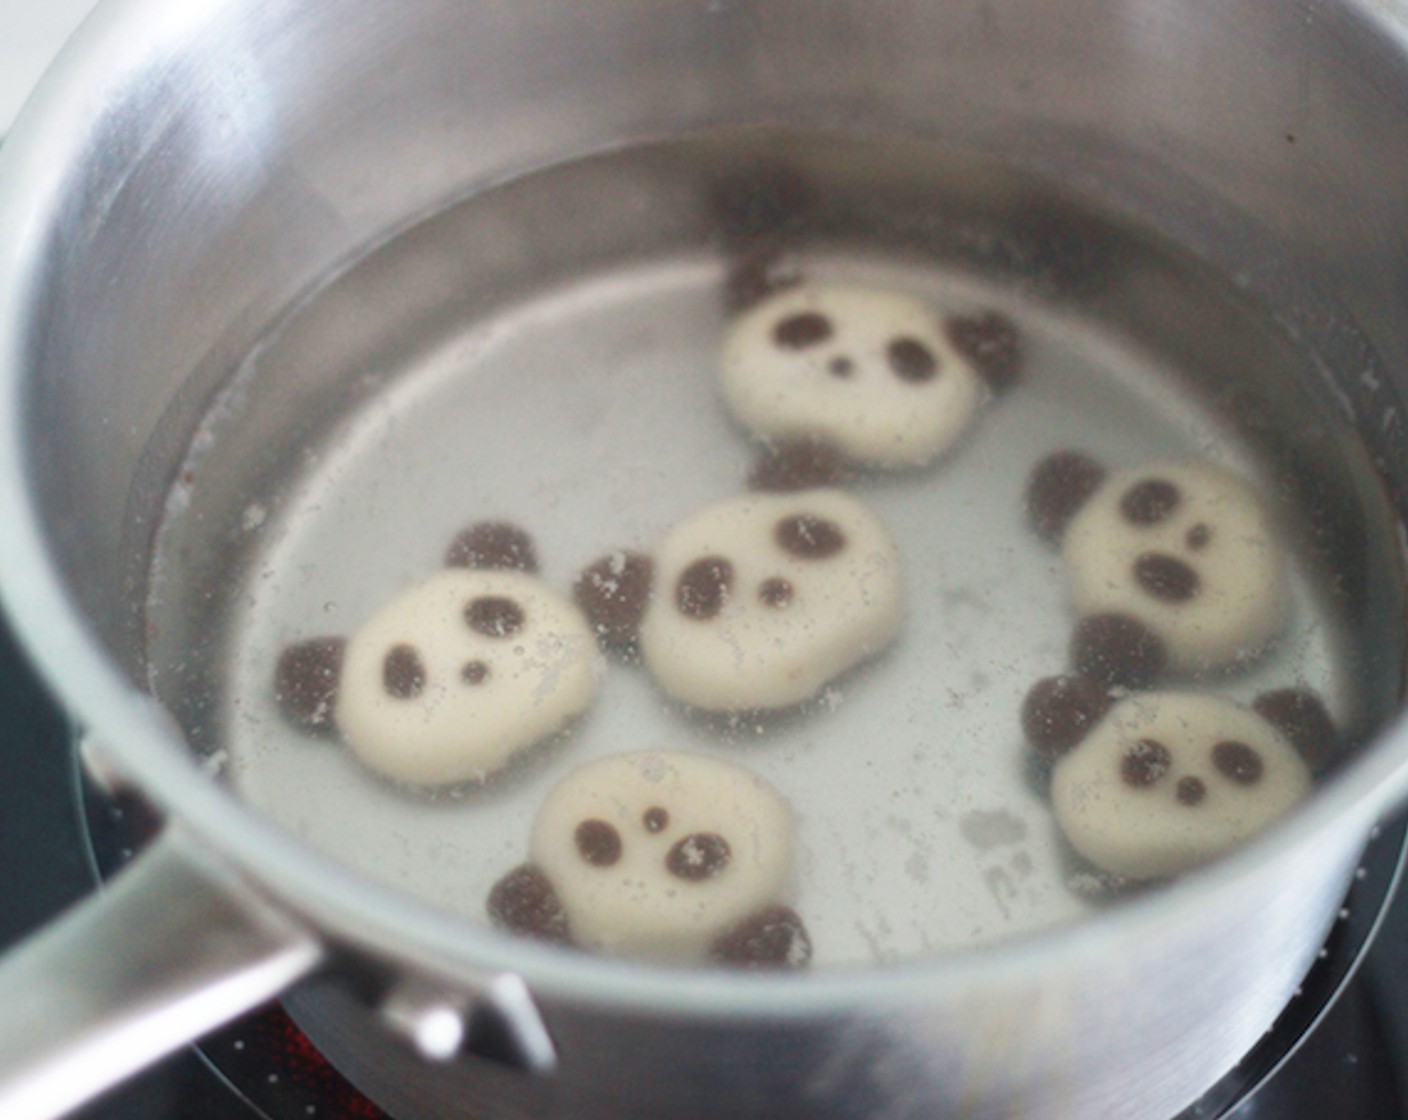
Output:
[4,1,1408,1118]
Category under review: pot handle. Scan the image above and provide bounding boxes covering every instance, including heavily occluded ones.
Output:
[0,828,323,1120]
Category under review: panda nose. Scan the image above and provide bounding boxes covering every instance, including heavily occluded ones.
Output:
[828,355,854,378]
[758,578,795,608]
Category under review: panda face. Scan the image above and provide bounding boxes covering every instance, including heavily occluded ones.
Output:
[333,568,600,786]
[274,522,602,787]
[1060,460,1290,676]
[720,285,998,468]
[526,751,801,963]
[634,489,903,712]
[1050,691,1313,880]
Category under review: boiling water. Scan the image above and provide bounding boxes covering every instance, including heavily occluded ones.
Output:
[144,131,1402,968]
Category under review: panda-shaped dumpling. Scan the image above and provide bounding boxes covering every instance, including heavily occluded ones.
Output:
[1026,452,1292,687]
[720,282,1022,469]
[487,750,811,967]
[274,523,601,786]
[1022,674,1334,880]
[572,450,903,713]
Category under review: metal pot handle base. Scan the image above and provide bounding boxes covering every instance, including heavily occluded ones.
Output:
[0,829,323,1120]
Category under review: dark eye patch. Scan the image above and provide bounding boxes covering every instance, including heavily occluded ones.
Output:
[887,337,939,382]
[676,557,734,619]
[1120,479,1182,525]
[773,312,833,349]
[383,644,426,699]
[1212,740,1264,785]
[465,596,526,637]
[666,833,732,881]
[1134,553,1200,602]
[1122,738,1172,787]
[775,514,847,559]
[575,820,623,866]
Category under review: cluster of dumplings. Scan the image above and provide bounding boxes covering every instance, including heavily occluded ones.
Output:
[1021,452,1334,881]
[273,242,1331,966]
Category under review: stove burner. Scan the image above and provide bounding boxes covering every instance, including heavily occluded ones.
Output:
[0,615,1402,1120]
[200,1006,388,1120]
[77,763,1408,1120]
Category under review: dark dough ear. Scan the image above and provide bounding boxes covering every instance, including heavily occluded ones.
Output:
[1071,613,1167,690]
[1022,674,1113,761]
[1026,450,1108,544]
[710,905,812,969]
[709,162,812,313]
[573,551,655,657]
[748,438,848,493]
[708,163,815,253]
[486,864,572,945]
[445,522,539,572]
[946,312,1023,394]
[722,246,802,314]
[274,637,346,733]
[1253,689,1339,773]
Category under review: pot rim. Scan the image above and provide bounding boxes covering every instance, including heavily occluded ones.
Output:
[3,0,1408,1022]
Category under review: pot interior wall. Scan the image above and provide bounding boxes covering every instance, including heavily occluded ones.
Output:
[7,0,1408,947]
[14,0,1408,685]
[6,0,1408,1116]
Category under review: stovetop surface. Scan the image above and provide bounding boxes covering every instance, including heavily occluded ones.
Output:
[2,622,1407,1119]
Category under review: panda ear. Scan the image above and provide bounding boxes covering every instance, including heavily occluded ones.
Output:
[1253,689,1339,773]
[573,551,654,658]
[1026,451,1108,544]
[486,864,572,944]
[445,522,539,572]
[275,637,346,733]
[710,159,809,314]
[710,905,813,969]
[749,438,848,493]
[1022,674,1113,761]
[1070,613,1167,690]
[722,246,802,314]
[946,311,1023,394]
[708,162,815,252]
